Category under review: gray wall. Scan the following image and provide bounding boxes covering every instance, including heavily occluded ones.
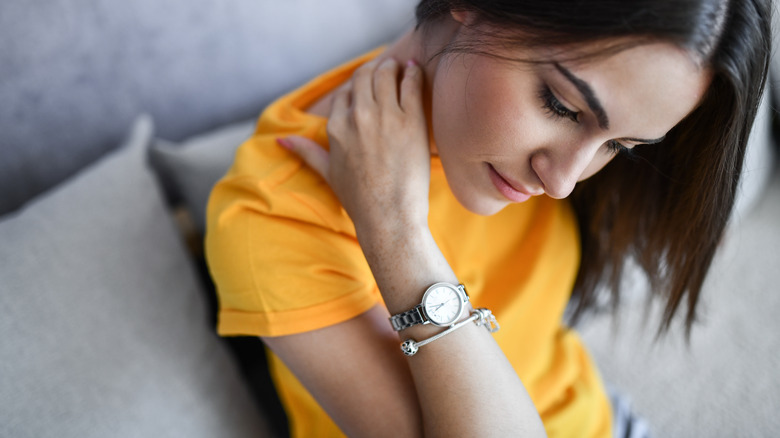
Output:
[0,0,417,215]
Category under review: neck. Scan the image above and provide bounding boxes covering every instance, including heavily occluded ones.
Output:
[305,17,461,155]
[381,19,461,155]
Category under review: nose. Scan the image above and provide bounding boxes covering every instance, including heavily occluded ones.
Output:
[530,142,599,199]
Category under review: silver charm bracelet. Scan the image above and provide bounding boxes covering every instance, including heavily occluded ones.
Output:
[400,308,500,356]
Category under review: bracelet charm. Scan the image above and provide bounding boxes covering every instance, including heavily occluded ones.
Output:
[474,307,500,333]
[400,308,499,357]
[400,340,419,356]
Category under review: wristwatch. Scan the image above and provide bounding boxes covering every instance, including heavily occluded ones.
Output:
[389,282,470,331]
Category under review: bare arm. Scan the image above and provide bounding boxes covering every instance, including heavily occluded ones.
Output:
[270,58,547,437]
[263,305,424,437]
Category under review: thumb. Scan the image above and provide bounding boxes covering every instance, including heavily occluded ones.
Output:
[277,136,331,183]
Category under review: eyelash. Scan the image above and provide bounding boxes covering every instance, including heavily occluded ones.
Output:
[605,140,631,155]
[539,86,579,123]
[539,85,631,155]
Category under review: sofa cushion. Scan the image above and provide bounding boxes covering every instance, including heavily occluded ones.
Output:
[0,0,418,216]
[0,115,269,438]
[149,119,255,232]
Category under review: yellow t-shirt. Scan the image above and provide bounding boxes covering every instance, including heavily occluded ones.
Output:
[205,49,612,438]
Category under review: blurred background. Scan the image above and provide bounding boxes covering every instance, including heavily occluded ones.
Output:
[1,1,777,437]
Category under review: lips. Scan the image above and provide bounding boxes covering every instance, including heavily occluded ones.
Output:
[487,163,533,203]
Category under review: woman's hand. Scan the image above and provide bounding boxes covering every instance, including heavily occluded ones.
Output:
[279,57,430,236]
[274,56,547,438]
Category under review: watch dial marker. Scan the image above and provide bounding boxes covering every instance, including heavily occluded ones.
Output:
[424,286,462,325]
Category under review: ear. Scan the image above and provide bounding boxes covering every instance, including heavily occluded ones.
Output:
[450,9,476,26]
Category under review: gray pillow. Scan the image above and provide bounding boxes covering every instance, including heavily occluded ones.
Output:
[149,119,256,232]
[0,115,269,438]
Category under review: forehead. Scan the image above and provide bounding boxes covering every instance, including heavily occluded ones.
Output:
[561,42,712,139]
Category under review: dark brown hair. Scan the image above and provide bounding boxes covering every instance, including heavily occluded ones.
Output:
[415,0,772,336]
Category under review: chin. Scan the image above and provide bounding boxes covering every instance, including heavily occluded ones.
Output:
[454,192,509,216]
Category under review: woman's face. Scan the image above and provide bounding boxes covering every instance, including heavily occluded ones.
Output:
[429,37,712,216]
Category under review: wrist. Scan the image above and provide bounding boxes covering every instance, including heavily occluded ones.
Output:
[355,222,459,316]
[354,214,430,254]
[389,282,471,330]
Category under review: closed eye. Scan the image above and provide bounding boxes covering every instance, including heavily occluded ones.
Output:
[539,85,579,123]
[605,139,631,155]
[540,83,649,157]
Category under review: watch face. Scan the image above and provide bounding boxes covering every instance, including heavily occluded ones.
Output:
[422,284,464,326]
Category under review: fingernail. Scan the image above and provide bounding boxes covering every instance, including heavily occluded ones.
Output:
[406,59,418,67]
[379,57,397,68]
[276,138,293,150]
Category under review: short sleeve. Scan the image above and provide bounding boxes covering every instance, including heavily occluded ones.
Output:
[206,169,380,337]
[204,49,388,337]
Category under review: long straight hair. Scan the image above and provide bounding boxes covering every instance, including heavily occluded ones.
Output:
[415,0,772,336]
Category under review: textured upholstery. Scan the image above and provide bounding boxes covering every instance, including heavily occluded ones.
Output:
[0,0,417,215]
[0,116,270,437]
[149,119,255,231]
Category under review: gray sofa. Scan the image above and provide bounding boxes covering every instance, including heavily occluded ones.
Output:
[1,2,417,437]
[1,1,777,437]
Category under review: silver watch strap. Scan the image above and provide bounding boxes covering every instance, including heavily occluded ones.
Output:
[389,283,469,332]
[390,306,424,331]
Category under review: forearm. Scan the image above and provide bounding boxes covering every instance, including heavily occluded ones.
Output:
[356,223,547,437]
[280,55,546,435]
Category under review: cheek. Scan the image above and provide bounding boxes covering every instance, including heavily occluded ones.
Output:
[431,57,533,157]
[578,153,615,181]
[431,78,487,156]
[467,84,531,149]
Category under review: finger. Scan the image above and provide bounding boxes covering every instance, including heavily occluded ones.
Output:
[329,83,351,120]
[351,58,381,107]
[328,84,351,144]
[373,58,401,108]
[277,136,331,183]
[400,60,424,116]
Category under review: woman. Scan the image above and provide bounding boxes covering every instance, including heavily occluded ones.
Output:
[206,1,771,436]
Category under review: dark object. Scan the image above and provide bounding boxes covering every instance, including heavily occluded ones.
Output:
[193,256,290,438]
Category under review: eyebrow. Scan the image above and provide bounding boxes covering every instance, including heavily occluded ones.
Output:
[553,63,667,145]
[554,63,610,130]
